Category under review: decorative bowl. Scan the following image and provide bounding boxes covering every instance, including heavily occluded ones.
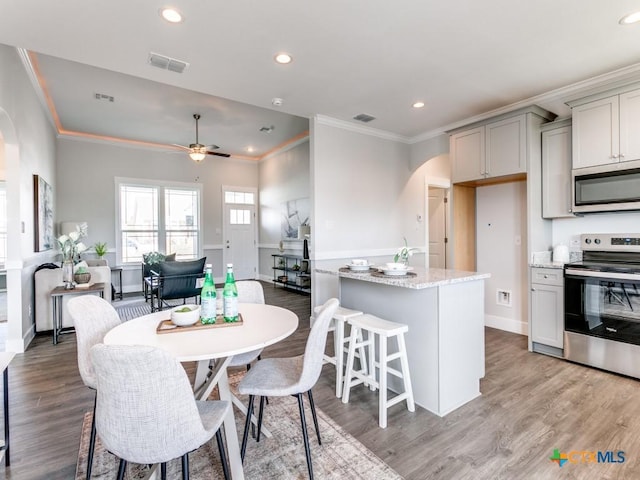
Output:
[73,272,92,285]
[170,305,201,326]
[385,262,407,271]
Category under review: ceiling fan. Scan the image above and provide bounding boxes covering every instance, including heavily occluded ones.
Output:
[173,114,230,162]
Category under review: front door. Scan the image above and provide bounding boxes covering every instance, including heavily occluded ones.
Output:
[428,187,447,268]
[223,189,258,280]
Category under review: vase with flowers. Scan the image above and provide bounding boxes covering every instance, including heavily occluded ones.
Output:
[393,237,418,267]
[57,223,88,289]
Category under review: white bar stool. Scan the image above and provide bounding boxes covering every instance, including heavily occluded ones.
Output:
[341,314,415,428]
[314,305,366,397]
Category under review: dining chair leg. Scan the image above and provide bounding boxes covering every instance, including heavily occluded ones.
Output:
[116,459,126,480]
[182,452,189,480]
[216,429,231,480]
[307,390,322,445]
[87,396,97,479]
[160,462,167,480]
[296,393,314,480]
[241,395,255,461]
[256,396,266,442]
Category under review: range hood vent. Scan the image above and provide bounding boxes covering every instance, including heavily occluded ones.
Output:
[148,52,189,74]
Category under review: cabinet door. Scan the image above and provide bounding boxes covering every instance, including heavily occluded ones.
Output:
[451,126,485,183]
[542,126,573,218]
[485,114,526,177]
[572,96,619,169]
[619,88,640,163]
[531,283,563,349]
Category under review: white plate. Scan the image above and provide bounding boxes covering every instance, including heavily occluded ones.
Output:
[380,267,413,276]
[347,263,374,271]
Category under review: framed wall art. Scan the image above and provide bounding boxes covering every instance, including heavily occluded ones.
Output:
[33,174,54,251]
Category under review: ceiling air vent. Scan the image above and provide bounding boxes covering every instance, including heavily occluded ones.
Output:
[148,52,189,74]
[353,113,376,123]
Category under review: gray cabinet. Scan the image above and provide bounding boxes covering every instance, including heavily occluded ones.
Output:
[529,267,563,357]
[541,120,573,218]
[451,115,526,183]
[571,87,640,169]
[451,109,553,184]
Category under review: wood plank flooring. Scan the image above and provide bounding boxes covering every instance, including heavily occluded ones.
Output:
[4,282,640,479]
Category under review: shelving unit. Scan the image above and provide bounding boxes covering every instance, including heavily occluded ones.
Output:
[272,254,311,294]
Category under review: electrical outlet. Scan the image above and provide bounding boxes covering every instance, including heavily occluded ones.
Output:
[28,305,32,318]
[496,289,512,307]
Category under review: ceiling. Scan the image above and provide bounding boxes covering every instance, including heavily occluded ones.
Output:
[1,1,640,159]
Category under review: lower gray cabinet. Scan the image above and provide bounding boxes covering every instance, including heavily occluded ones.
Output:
[530,267,564,357]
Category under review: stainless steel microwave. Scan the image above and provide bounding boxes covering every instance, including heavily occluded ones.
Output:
[572,160,640,213]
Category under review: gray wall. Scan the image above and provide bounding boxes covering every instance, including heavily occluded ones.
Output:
[258,138,310,279]
[56,138,259,287]
[0,45,58,351]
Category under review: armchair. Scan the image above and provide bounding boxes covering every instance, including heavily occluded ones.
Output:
[148,257,207,312]
[141,252,175,301]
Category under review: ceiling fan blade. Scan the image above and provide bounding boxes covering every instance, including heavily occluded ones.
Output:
[206,150,231,158]
[171,143,190,151]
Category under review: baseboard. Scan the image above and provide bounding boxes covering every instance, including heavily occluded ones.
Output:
[6,323,36,353]
[485,314,527,336]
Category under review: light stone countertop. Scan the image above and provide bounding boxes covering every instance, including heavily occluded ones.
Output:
[315,261,490,290]
[529,262,566,270]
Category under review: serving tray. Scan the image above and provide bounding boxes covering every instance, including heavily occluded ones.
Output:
[371,271,417,279]
[156,313,244,334]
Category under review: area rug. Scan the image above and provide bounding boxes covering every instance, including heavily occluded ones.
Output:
[76,374,403,479]
[114,299,193,321]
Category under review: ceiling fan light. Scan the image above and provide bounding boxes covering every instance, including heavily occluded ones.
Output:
[160,8,183,23]
[189,151,206,162]
[620,11,640,24]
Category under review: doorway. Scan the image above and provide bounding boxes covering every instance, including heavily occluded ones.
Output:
[222,187,258,280]
[424,177,451,269]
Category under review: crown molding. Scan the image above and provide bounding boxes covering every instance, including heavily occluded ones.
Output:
[259,132,310,161]
[314,114,411,143]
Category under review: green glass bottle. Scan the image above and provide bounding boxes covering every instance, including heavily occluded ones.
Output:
[200,263,217,324]
[223,263,239,322]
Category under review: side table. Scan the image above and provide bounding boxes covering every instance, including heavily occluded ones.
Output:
[0,352,15,466]
[110,266,123,300]
[50,283,105,345]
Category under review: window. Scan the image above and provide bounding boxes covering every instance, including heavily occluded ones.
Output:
[224,191,254,205]
[117,179,202,263]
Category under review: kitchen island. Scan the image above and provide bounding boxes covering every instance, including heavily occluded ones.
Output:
[315,264,490,417]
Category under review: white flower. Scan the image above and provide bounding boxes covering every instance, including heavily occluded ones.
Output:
[76,242,87,253]
[68,231,80,242]
[58,234,69,245]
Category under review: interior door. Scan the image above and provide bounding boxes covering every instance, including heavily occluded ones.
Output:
[223,203,257,280]
[428,187,446,268]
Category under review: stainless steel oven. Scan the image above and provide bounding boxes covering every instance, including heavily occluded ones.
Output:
[564,234,640,378]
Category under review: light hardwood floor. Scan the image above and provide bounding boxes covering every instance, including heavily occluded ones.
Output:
[3,283,640,479]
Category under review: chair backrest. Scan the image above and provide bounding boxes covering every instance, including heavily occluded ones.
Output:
[157,257,206,300]
[142,252,176,277]
[236,281,265,304]
[67,295,121,389]
[90,344,213,464]
[299,298,339,391]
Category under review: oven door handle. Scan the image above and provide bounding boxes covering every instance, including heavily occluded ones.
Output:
[565,268,640,282]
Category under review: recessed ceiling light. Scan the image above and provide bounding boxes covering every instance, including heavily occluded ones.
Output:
[619,10,640,24]
[160,7,183,23]
[247,146,255,153]
[412,101,425,109]
[274,53,292,64]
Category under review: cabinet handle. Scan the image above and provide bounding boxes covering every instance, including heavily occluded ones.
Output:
[543,275,548,278]
[611,154,619,159]
[531,288,535,291]
[619,153,625,158]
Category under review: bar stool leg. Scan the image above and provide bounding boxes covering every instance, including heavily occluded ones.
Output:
[398,334,415,412]
[341,326,359,404]
[334,319,345,398]
[366,330,376,391]
[379,334,388,429]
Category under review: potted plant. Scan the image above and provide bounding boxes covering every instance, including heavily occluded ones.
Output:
[73,265,91,285]
[94,242,108,259]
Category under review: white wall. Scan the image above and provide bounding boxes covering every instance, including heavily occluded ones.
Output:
[552,211,640,251]
[258,138,310,278]
[477,181,528,334]
[0,45,58,351]
[56,138,259,286]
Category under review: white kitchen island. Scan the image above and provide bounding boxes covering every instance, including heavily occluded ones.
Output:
[315,264,490,417]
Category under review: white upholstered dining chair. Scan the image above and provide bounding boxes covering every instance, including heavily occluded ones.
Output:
[90,344,231,480]
[238,297,339,480]
[67,295,121,480]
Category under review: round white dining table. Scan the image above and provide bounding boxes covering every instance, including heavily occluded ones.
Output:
[103,303,299,480]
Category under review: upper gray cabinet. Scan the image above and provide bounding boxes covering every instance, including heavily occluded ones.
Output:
[541,120,573,218]
[570,87,640,169]
[450,107,555,184]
